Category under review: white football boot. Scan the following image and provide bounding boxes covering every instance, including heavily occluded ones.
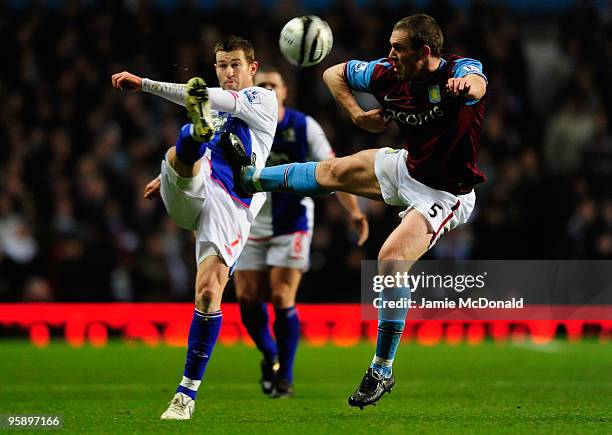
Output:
[160,392,195,420]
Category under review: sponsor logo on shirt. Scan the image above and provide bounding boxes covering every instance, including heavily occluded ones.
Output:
[385,105,445,126]
[384,148,401,154]
[383,94,403,102]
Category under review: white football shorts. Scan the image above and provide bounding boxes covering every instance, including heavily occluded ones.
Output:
[160,153,253,267]
[374,147,476,247]
[235,231,312,272]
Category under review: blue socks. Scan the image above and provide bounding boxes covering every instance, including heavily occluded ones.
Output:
[240,302,278,363]
[244,162,330,196]
[175,123,207,164]
[239,303,300,383]
[176,308,222,400]
[274,306,300,383]
[370,287,410,378]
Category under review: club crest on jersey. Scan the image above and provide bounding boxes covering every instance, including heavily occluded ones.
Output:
[267,151,291,165]
[428,85,441,103]
[281,128,296,142]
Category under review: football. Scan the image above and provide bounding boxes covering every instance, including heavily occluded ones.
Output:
[279,15,333,67]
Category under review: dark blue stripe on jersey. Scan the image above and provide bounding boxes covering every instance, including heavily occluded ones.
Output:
[270,192,309,235]
[272,108,308,162]
[269,108,310,236]
[208,115,253,205]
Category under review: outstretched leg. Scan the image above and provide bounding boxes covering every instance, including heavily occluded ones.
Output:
[240,149,384,201]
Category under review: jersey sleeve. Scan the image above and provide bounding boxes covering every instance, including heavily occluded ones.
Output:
[451,58,487,105]
[343,58,392,92]
[218,86,278,132]
[305,116,335,161]
[142,79,186,107]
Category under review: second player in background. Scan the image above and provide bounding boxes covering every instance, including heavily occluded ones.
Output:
[235,66,369,398]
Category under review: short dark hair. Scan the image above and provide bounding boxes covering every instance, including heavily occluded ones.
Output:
[214,35,255,63]
[394,14,443,56]
[256,65,280,75]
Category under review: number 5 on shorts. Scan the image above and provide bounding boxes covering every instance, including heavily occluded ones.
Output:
[428,203,443,217]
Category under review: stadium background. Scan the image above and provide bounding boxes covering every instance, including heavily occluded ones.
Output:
[1,1,611,432]
[1,0,611,304]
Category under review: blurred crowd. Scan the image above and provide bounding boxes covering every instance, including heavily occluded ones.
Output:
[1,0,611,303]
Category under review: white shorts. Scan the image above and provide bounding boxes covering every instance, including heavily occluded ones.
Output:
[234,231,312,272]
[160,153,253,267]
[374,148,476,247]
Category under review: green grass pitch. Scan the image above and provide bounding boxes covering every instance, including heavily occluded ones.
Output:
[0,341,611,434]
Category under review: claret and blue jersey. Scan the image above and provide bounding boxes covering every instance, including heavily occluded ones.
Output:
[344,55,488,195]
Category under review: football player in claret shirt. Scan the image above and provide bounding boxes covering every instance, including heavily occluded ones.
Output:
[230,13,488,408]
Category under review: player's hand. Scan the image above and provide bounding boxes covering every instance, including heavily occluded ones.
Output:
[111,71,143,91]
[350,211,369,246]
[143,176,161,200]
[446,77,471,98]
[353,108,388,133]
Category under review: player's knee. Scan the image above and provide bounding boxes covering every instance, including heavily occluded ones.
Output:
[195,277,222,308]
[378,244,416,265]
[195,289,218,311]
[237,290,262,305]
[378,244,421,276]
[270,289,293,308]
[166,146,177,163]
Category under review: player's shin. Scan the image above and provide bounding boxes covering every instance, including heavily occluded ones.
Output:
[273,306,300,383]
[175,123,207,165]
[176,308,222,400]
[370,287,410,378]
[242,162,331,196]
[239,302,278,362]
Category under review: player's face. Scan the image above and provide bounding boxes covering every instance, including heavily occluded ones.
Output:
[388,30,426,81]
[215,50,258,91]
[255,71,288,107]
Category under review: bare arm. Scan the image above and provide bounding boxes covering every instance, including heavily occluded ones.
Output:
[323,63,387,133]
[335,192,369,246]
